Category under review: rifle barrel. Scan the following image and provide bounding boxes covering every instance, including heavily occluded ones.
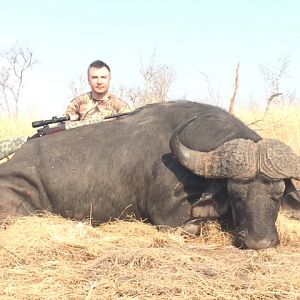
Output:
[32,112,129,129]
[32,116,70,128]
[104,112,129,119]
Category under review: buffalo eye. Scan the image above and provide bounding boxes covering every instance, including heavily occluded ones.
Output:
[270,181,285,202]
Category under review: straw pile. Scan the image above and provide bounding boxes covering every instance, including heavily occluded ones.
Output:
[0,212,299,300]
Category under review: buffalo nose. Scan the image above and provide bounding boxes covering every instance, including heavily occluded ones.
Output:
[244,237,279,250]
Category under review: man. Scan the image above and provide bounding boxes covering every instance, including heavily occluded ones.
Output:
[65,60,129,121]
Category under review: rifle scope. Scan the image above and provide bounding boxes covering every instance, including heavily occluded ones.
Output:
[32,116,70,128]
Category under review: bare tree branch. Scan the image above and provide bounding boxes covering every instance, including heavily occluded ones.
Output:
[259,55,290,116]
[140,50,176,105]
[259,55,290,94]
[263,92,282,118]
[119,50,176,109]
[229,62,240,114]
[0,42,36,117]
[69,75,87,99]
[0,67,11,114]
[199,72,222,106]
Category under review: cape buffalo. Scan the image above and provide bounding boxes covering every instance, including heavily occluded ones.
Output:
[0,101,299,250]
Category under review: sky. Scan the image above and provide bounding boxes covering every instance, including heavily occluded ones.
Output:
[0,0,300,117]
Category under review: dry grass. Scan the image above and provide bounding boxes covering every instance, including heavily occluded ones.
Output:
[236,104,300,154]
[0,213,299,300]
[0,116,36,140]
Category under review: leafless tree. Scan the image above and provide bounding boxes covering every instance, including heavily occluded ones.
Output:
[0,42,36,117]
[115,85,142,109]
[260,55,290,93]
[259,55,290,116]
[122,51,176,109]
[140,51,176,105]
[199,72,223,106]
[69,75,87,99]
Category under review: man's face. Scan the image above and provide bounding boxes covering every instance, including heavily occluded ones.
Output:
[88,67,111,95]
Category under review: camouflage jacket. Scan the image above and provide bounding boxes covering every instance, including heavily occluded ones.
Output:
[65,92,129,121]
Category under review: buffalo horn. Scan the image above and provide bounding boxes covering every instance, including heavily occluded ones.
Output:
[258,139,300,180]
[170,120,258,179]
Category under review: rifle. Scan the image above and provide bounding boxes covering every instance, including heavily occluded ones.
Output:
[30,116,70,139]
[32,115,70,128]
[29,112,129,139]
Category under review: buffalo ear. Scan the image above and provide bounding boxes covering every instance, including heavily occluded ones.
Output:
[281,179,300,219]
[283,179,300,202]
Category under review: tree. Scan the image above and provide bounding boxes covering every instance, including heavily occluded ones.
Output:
[123,50,176,109]
[140,51,176,105]
[259,55,290,116]
[69,75,87,99]
[198,72,223,107]
[0,42,36,117]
